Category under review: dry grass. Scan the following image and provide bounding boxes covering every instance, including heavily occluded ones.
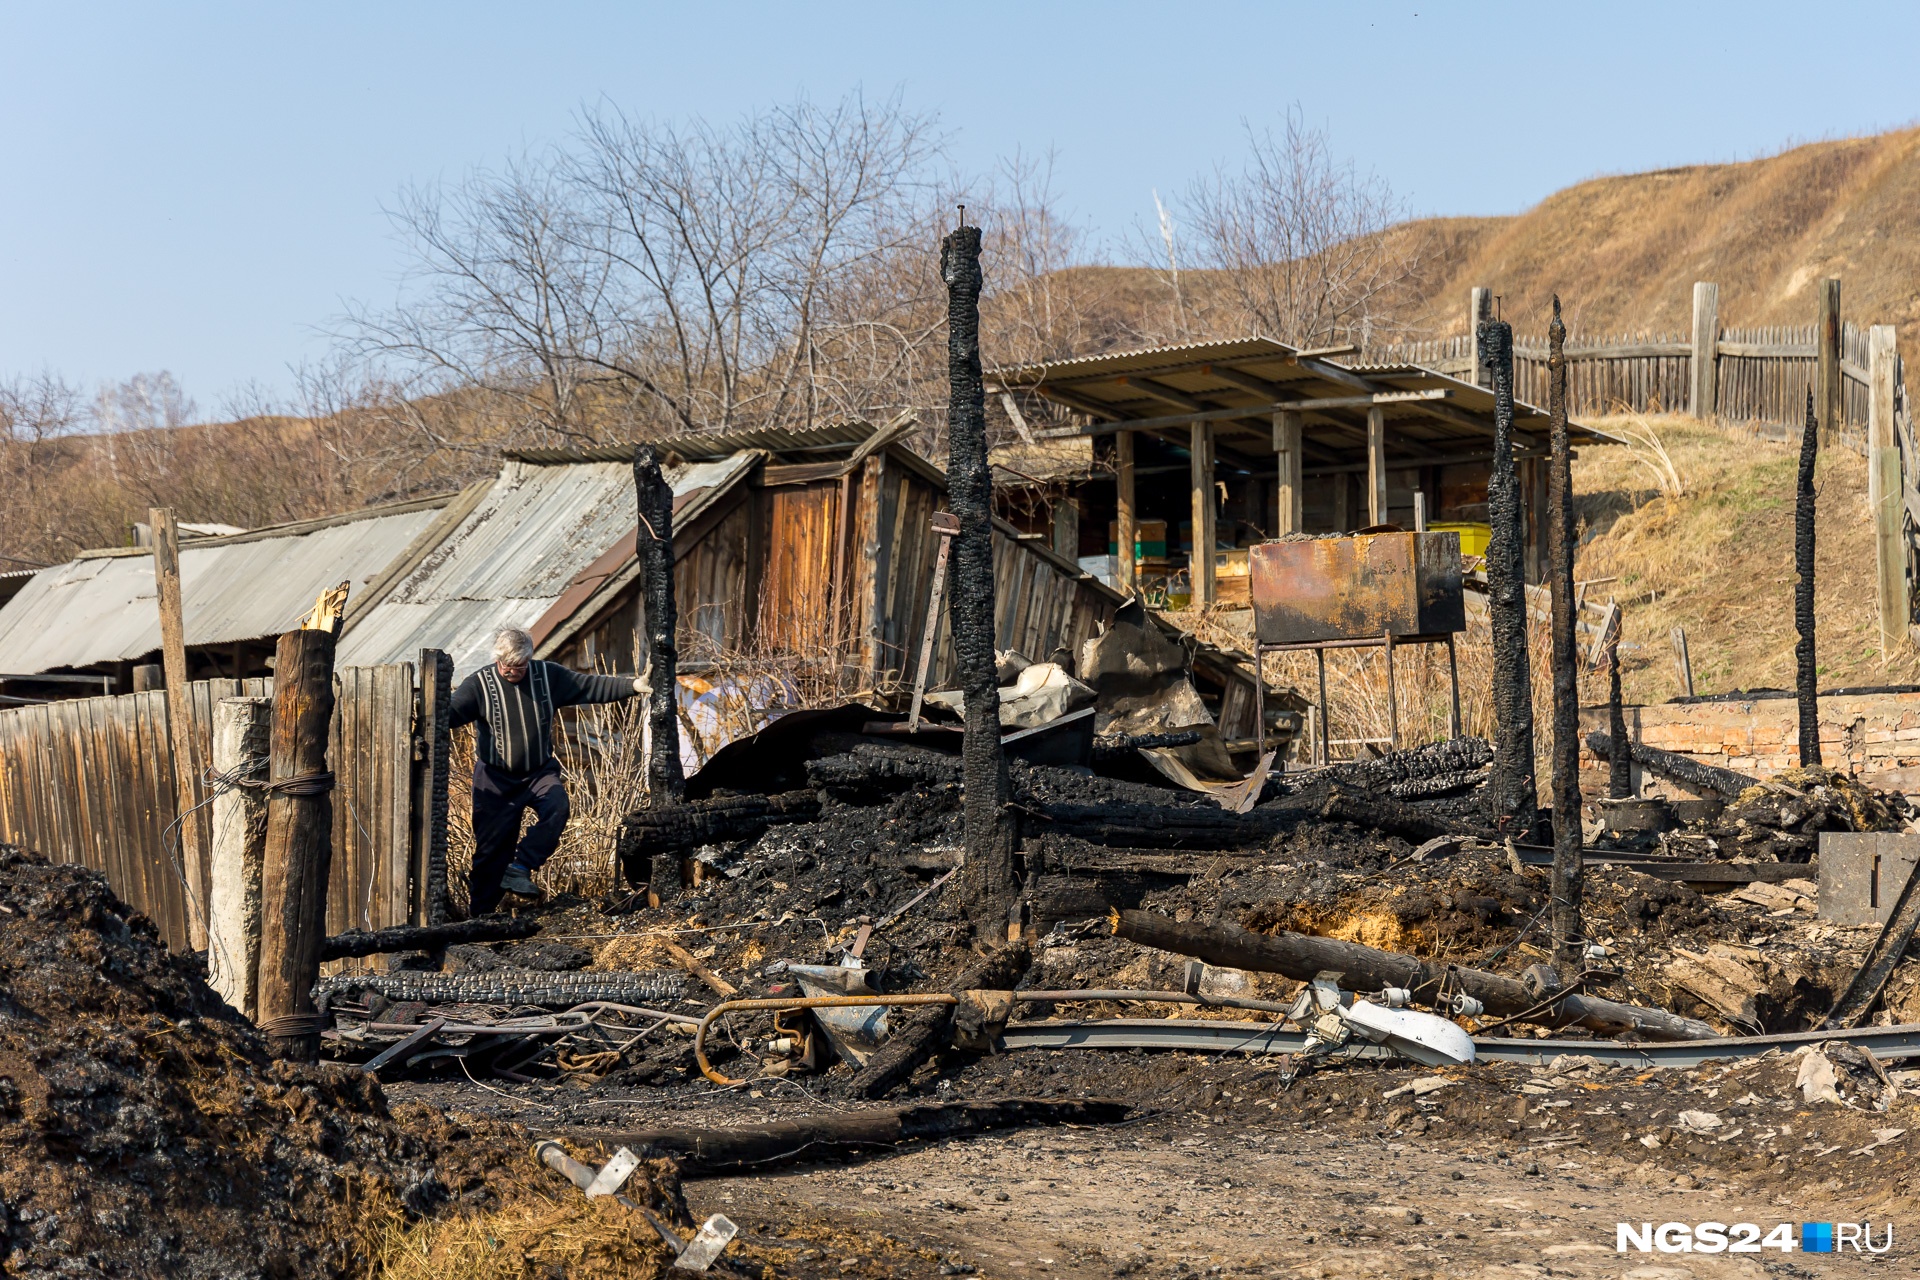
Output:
[1574,413,1920,702]
[363,1191,675,1280]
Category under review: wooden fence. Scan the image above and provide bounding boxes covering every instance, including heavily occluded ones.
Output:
[1364,282,1877,443]
[0,662,440,953]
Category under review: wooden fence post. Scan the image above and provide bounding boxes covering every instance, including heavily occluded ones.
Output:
[255,620,339,1061]
[1366,405,1388,525]
[207,696,271,1017]
[1690,282,1719,419]
[1817,278,1842,441]
[149,507,208,949]
[411,649,453,925]
[1869,324,1905,656]
[1468,287,1492,386]
[1671,626,1695,698]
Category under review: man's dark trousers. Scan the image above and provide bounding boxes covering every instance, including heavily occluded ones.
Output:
[469,758,569,914]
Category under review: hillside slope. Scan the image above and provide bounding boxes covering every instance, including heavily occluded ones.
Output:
[1573,415,1917,703]
[1396,129,1920,344]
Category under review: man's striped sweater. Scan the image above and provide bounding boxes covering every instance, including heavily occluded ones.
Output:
[448,661,638,777]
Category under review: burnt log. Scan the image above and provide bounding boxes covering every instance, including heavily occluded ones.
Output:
[1033,801,1280,850]
[1584,731,1757,799]
[1317,785,1491,844]
[1321,737,1493,800]
[635,443,686,802]
[807,744,962,800]
[573,1098,1128,1175]
[1112,909,1717,1041]
[616,791,821,884]
[1608,656,1633,799]
[318,916,539,961]
[845,942,1030,1100]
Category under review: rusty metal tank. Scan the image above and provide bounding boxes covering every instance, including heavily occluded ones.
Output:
[1250,531,1466,645]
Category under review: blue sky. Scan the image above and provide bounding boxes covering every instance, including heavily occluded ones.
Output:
[3,2,1917,408]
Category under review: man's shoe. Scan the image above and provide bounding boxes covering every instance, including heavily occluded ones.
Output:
[500,865,545,898]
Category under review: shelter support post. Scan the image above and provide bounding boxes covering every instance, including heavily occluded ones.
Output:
[1690,282,1719,419]
[1190,420,1215,607]
[1869,324,1904,657]
[150,506,207,950]
[1366,407,1387,525]
[1273,409,1303,535]
[1115,429,1137,595]
[1468,287,1493,387]
[1816,278,1842,442]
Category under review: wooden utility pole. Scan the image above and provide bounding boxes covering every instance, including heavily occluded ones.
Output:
[1868,325,1905,657]
[1816,278,1842,442]
[150,507,208,949]
[1670,626,1695,697]
[1689,282,1719,419]
[634,443,685,804]
[943,216,1017,929]
[1545,298,1584,962]
[255,591,343,1061]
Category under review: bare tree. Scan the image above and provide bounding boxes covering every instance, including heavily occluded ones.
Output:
[1181,107,1420,348]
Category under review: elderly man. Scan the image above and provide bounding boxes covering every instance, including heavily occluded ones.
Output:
[449,627,645,913]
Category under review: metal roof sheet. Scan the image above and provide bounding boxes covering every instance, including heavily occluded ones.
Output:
[0,504,447,672]
[503,420,877,467]
[337,452,757,679]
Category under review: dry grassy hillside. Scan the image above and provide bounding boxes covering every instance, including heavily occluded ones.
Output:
[1392,130,1920,343]
[1574,415,1919,703]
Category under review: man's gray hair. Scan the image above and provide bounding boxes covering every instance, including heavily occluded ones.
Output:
[493,628,534,665]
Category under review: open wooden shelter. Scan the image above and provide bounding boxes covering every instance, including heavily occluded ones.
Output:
[990,337,1618,605]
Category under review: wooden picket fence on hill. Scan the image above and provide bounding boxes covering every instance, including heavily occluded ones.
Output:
[1362,283,1880,443]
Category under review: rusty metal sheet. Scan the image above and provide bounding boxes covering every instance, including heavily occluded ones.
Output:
[1250,532,1465,645]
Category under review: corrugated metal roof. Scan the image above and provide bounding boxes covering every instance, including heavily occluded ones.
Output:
[990,336,1301,383]
[503,420,877,467]
[0,504,448,672]
[337,452,757,679]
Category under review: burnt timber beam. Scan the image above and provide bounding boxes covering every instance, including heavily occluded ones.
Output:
[1030,389,1451,438]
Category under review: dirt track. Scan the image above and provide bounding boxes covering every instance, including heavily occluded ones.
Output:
[691,1113,1913,1278]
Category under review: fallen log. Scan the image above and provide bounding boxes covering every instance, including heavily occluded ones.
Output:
[1325,737,1493,800]
[1112,909,1717,1041]
[563,1097,1127,1175]
[846,943,1030,1099]
[1585,731,1756,799]
[1034,801,1279,850]
[615,791,821,882]
[1317,785,1491,844]
[318,916,539,961]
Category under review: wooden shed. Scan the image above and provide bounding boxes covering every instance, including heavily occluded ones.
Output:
[526,421,1266,739]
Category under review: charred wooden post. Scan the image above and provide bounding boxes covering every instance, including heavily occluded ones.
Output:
[1607,656,1632,800]
[634,443,686,803]
[943,217,1017,925]
[1481,319,1537,834]
[1545,299,1584,959]
[255,626,339,1062]
[413,648,453,925]
[1795,390,1822,767]
[846,942,1031,1099]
